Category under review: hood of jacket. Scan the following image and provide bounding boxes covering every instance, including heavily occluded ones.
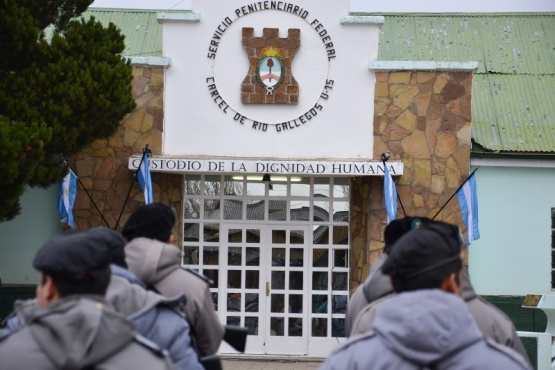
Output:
[22,295,135,369]
[107,265,186,320]
[362,255,394,302]
[373,289,483,365]
[125,237,181,287]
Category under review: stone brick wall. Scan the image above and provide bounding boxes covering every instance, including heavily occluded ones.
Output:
[350,71,472,291]
[68,67,183,241]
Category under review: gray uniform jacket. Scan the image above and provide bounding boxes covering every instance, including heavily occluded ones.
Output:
[349,268,531,364]
[108,265,203,370]
[0,296,173,370]
[125,237,225,357]
[320,290,531,370]
[345,255,393,336]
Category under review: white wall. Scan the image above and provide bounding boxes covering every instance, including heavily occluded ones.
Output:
[468,165,555,296]
[0,186,61,285]
[161,0,380,159]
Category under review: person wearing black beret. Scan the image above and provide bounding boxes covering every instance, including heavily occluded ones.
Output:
[346,216,431,335]
[0,230,174,370]
[320,221,531,370]
[88,227,204,370]
[122,203,225,358]
[348,219,530,364]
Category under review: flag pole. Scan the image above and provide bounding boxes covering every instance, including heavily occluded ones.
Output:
[432,166,480,220]
[114,145,150,230]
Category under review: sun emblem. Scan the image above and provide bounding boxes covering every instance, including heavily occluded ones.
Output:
[256,46,285,95]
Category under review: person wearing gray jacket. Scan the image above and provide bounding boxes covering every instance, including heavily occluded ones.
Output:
[108,265,203,370]
[320,221,531,370]
[349,269,531,363]
[92,227,204,370]
[122,203,225,357]
[0,230,173,370]
[347,217,530,364]
[345,217,427,335]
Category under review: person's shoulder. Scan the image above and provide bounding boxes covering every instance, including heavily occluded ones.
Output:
[0,326,36,355]
[356,293,392,319]
[331,331,377,355]
[320,332,379,370]
[133,334,170,358]
[107,334,172,369]
[482,339,531,369]
[472,295,513,320]
[181,267,214,287]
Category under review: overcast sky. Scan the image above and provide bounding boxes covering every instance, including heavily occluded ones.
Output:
[90,0,555,13]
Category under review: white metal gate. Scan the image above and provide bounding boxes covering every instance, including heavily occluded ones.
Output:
[219,224,310,354]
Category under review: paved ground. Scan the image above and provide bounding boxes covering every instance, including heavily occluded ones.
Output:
[221,357,323,369]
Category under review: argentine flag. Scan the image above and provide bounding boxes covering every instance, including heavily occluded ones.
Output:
[457,173,480,245]
[58,169,77,228]
[383,164,397,224]
[137,150,153,204]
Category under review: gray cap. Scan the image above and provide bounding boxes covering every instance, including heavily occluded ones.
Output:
[33,229,111,283]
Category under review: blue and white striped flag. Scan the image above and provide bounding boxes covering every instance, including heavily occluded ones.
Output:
[137,151,153,204]
[58,169,77,228]
[383,164,397,224]
[457,173,480,245]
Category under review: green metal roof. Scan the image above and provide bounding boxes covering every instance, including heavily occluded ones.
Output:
[473,74,555,152]
[377,15,555,75]
[377,14,555,153]
[82,9,163,57]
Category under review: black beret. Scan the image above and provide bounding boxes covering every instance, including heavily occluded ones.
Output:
[383,216,432,254]
[382,221,463,280]
[121,203,175,242]
[33,229,111,282]
[88,227,126,267]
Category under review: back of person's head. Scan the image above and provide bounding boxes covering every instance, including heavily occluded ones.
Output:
[88,227,127,268]
[381,220,463,293]
[121,203,175,243]
[33,229,112,297]
[383,216,432,254]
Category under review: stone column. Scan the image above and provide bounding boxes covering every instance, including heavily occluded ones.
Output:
[350,70,473,291]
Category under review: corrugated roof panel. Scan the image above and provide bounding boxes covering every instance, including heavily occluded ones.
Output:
[472,75,555,152]
[471,75,502,150]
[379,16,489,73]
[476,17,555,74]
[82,9,162,57]
[379,15,555,75]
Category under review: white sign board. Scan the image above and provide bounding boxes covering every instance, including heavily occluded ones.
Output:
[128,157,403,176]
